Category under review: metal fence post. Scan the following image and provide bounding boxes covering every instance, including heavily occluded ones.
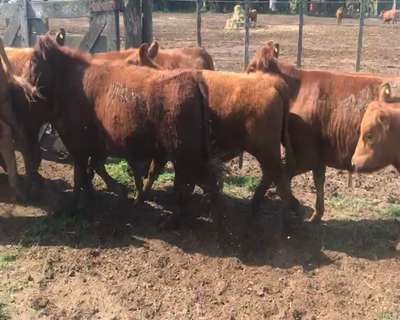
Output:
[297,0,304,68]
[196,0,202,47]
[355,0,364,72]
[238,0,251,170]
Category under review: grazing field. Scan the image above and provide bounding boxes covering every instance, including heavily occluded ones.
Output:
[0,12,400,320]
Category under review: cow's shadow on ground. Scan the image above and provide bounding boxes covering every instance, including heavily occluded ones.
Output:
[0,178,399,270]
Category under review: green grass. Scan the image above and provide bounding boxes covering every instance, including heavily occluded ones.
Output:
[105,159,135,186]
[0,300,10,320]
[104,159,262,197]
[0,247,19,272]
[326,194,400,219]
[105,159,175,186]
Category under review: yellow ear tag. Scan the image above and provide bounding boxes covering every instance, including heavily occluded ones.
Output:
[385,88,390,95]
[59,34,64,39]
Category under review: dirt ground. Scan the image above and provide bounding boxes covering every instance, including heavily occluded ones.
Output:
[0,13,400,320]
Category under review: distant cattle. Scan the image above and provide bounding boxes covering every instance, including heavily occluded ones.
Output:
[250,9,258,28]
[352,85,400,172]
[380,9,399,27]
[92,41,215,71]
[27,36,220,228]
[106,46,296,230]
[336,7,343,25]
[246,42,395,222]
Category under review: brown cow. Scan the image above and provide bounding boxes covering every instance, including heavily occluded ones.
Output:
[104,48,296,230]
[336,7,344,25]
[250,9,258,28]
[147,42,215,70]
[246,43,395,222]
[92,41,215,71]
[0,28,69,195]
[246,41,280,74]
[0,39,40,201]
[26,36,220,228]
[352,85,400,172]
[381,9,399,27]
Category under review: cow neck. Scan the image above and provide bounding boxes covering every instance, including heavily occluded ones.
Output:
[271,59,301,100]
[47,46,90,117]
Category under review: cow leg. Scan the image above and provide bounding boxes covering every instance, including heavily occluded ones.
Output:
[89,157,127,198]
[309,165,326,222]
[126,160,145,207]
[0,135,23,202]
[143,158,167,200]
[20,130,45,197]
[159,168,194,230]
[71,155,92,213]
[0,154,7,172]
[251,165,276,219]
[276,178,301,215]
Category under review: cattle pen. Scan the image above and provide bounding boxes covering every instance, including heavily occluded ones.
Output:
[1,1,400,319]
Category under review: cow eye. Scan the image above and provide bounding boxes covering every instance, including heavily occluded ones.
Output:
[365,131,373,142]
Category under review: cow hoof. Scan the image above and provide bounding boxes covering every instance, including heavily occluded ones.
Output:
[158,214,181,230]
[143,191,155,202]
[114,184,127,198]
[133,198,144,208]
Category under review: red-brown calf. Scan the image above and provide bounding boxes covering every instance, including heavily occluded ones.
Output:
[27,36,219,228]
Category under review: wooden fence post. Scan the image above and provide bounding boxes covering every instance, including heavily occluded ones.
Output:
[355,0,364,72]
[297,0,304,68]
[123,0,142,48]
[143,0,153,45]
[20,0,30,47]
[196,0,202,47]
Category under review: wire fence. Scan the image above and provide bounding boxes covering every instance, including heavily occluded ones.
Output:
[151,0,400,75]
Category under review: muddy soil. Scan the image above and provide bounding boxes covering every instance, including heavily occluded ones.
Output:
[0,13,400,320]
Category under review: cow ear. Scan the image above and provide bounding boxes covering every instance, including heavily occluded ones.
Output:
[148,41,159,59]
[139,43,149,60]
[45,30,51,37]
[38,37,49,60]
[274,43,280,58]
[379,112,390,131]
[55,28,66,46]
[380,84,392,103]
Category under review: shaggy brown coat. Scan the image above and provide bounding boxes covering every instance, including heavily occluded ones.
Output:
[247,45,395,221]
[107,51,296,228]
[27,36,218,226]
[0,38,40,201]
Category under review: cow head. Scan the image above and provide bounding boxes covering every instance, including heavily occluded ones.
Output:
[380,10,386,18]
[27,36,60,95]
[44,28,66,47]
[352,101,397,172]
[246,41,279,73]
[125,43,162,69]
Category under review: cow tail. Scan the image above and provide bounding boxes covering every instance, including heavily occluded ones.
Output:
[195,72,223,195]
[276,80,296,175]
[195,72,212,163]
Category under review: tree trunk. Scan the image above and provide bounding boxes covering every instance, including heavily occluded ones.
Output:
[123,0,142,49]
